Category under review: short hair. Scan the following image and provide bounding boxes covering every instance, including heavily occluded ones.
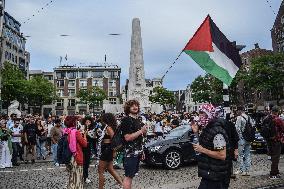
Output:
[237,106,244,111]
[101,113,118,131]
[64,116,77,128]
[81,116,94,126]
[124,100,140,115]
[54,119,61,124]
[272,106,280,113]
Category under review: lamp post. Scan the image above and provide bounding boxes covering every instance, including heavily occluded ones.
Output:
[0,0,5,114]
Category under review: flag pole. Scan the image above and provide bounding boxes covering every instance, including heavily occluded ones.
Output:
[161,51,183,82]
[223,83,230,115]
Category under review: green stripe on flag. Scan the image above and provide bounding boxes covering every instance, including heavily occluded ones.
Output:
[184,50,233,85]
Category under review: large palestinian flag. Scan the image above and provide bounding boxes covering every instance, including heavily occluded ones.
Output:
[183,15,242,86]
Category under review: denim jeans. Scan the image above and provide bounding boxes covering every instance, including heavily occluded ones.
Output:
[238,138,251,172]
[11,142,21,164]
[36,138,46,158]
[51,144,58,164]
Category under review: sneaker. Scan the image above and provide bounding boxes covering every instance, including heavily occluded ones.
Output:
[31,159,35,164]
[241,171,250,176]
[268,156,271,160]
[54,163,59,167]
[230,174,237,179]
[85,178,92,184]
[24,160,29,164]
[269,175,280,180]
[42,156,46,160]
[235,170,243,175]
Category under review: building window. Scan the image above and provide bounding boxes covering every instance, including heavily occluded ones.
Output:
[79,71,88,78]
[56,99,64,107]
[109,88,117,97]
[56,71,66,79]
[68,99,76,107]
[109,80,116,88]
[57,80,64,88]
[68,89,76,97]
[67,71,77,79]
[104,71,110,78]
[109,98,116,104]
[92,71,104,78]
[57,89,64,97]
[110,71,118,78]
[79,80,87,87]
[93,79,103,87]
[68,80,76,87]
[44,75,53,80]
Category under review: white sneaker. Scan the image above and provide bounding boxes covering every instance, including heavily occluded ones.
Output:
[85,178,91,184]
[55,163,59,167]
[235,170,243,175]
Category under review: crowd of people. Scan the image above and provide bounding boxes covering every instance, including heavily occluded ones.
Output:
[0,100,284,189]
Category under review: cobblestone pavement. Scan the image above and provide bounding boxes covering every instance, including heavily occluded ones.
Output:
[0,153,283,189]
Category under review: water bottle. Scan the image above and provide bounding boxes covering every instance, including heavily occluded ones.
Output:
[193,134,200,155]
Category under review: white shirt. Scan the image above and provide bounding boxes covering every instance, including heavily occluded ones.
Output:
[46,123,54,137]
[154,121,163,133]
[11,126,22,143]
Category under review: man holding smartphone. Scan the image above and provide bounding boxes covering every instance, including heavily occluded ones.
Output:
[121,100,148,189]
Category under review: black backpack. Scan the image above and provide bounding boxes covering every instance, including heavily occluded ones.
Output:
[260,115,276,139]
[57,133,73,165]
[111,124,124,151]
[242,116,255,142]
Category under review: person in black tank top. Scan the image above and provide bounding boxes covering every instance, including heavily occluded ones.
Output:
[98,113,123,189]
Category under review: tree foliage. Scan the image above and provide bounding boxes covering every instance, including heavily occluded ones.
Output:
[149,86,175,110]
[26,76,57,108]
[77,87,107,106]
[1,62,57,108]
[245,54,284,104]
[190,73,223,105]
[1,62,28,104]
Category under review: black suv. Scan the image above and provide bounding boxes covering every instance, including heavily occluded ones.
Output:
[143,125,197,169]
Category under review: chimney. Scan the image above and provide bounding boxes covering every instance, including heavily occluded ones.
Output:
[254,43,260,49]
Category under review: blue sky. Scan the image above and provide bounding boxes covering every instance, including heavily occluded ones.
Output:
[6,0,282,90]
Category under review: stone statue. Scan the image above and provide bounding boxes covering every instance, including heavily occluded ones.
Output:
[8,100,21,118]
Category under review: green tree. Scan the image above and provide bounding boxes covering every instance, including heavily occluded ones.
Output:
[149,86,175,110]
[1,62,28,104]
[191,74,223,105]
[244,53,284,105]
[77,87,108,112]
[25,76,57,111]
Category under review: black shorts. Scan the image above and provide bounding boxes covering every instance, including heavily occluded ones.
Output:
[100,144,113,162]
[123,155,140,178]
[155,132,163,137]
[46,137,51,146]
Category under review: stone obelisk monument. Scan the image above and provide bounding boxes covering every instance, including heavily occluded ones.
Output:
[127,18,150,112]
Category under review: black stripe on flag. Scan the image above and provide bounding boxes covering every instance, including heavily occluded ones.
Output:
[209,17,242,68]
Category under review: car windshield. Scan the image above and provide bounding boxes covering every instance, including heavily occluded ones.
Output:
[166,125,191,137]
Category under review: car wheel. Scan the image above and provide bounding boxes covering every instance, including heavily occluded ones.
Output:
[164,150,182,170]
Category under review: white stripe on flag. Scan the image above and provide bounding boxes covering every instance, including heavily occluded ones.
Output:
[208,43,239,78]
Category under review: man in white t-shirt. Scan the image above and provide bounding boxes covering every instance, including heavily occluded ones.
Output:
[154,115,163,138]
[11,120,23,166]
[46,117,55,155]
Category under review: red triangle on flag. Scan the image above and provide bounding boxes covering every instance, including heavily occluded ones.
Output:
[183,15,213,52]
